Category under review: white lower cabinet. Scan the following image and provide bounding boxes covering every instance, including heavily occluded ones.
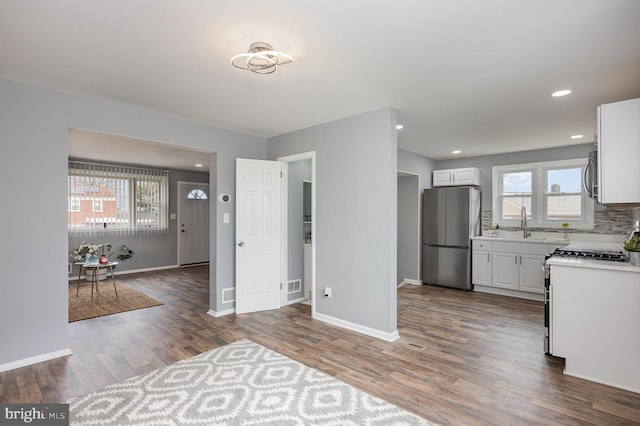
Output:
[550,262,640,392]
[472,249,492,286]
[492,251,545,293]
[518,253,545,293]
[471,240,492,286]
[473,239,552,297]
[492,252,519,290]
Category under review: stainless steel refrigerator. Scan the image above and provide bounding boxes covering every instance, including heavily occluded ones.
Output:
[422,186,480,290]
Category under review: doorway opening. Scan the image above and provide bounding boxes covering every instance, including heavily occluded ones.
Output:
[233,152,316,316]
[280,152,316,315]
[397,171,421,287]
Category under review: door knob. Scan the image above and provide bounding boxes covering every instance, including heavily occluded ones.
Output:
[238,241,244,247]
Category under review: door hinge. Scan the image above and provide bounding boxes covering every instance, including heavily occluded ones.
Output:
[280,171,283,178]
[280,282,283,290]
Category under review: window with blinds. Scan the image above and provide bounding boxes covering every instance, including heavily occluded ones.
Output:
[68,161,169,235]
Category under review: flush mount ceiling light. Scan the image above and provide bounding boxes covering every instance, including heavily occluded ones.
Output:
[452,150,462,154]
[231,42,293,74]
[570,134,584,139]
[552,89,572,97]
[396,124,404,130]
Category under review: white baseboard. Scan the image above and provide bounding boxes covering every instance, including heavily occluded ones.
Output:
[473,285,544,301]
[0,348,73,373]
[121,265,180,275]
[286,296,305,305]
[207,308,235,318]
[398,278,422,287]
[69,264,180,280]
[180,262,209,268]
[313,312,400,342]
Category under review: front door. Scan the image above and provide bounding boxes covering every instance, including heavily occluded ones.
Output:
[178,182,210,265]
[235,159,282,314]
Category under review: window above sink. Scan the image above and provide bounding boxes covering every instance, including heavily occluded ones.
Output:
[492,158,594,230]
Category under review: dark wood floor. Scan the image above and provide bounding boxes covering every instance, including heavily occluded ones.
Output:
[1,266,639,425]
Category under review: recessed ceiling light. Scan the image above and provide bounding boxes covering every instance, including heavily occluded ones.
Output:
[452,150,461,154]
[552,89,572,97]
[195,164,203,168]
[570,134,584,139]
[396,124,404,130]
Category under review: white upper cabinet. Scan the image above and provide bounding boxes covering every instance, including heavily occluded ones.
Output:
[432,167,480,187]
[597,97,640,204]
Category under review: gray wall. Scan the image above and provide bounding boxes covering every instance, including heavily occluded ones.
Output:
[68,167,209,276]
[0,78,266,367]
[397,148,436,189]
[286,159,311,301]
[434,143,593,209]
[397,175,420,284]
[397,148,436,283]
[268,108,398,336]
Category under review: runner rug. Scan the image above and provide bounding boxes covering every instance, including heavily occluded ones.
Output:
[69,282,163,322]
[68,339,434,425]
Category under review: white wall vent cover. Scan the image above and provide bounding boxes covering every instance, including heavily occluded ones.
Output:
[222,287,236,304]
[287,279,301,294]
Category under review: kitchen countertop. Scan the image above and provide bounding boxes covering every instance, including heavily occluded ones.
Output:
[474,235,568,244]
[474,233,640,271]
[546,241,640,272]
[546,256,640,273]
[473,231,627,245]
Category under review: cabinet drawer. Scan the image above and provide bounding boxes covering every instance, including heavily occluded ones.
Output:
[473,240,493,250]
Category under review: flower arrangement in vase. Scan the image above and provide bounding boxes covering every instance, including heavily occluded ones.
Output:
[72,241,135,265]
[72,242,111,265]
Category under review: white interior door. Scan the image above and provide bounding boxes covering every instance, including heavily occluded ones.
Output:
[179,182,210,265]
[235,159,282,314]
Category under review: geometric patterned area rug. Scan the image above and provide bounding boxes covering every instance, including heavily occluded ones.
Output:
[68,339,435,425]
[69,282,163,323]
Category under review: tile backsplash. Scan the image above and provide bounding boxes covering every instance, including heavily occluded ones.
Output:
[482,206,640,235]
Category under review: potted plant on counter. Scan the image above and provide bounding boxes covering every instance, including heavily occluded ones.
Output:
[623,235,640,266]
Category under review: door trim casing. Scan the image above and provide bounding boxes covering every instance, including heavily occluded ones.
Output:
[277,151,316,317]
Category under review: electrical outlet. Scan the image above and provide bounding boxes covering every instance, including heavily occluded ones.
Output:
[324,287,332,298]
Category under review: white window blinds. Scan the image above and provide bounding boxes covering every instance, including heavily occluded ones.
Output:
[68,161,169,236]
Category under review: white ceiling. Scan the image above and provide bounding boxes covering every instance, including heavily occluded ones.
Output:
[2,0,639,165]
[68,129,211,172]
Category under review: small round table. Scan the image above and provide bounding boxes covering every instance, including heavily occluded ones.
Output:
[76,262,119,298]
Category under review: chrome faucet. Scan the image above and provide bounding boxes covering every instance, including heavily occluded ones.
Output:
[521,206,531,238]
